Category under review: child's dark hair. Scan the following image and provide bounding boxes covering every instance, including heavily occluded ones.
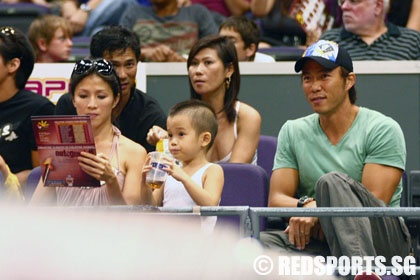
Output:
[169,100,218,150]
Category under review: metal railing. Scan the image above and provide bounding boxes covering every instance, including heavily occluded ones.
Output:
[55,205,252,237]
[249,207,420,239]
[57,205,420,241]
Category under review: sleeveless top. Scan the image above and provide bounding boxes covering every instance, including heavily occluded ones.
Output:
[56,126,125,206]
[218,101,258,165]
[163,163,217,233]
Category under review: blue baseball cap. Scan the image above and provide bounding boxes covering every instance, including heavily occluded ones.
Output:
[294,40,353,73]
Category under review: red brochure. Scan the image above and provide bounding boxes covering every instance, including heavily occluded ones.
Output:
[31,115,100,188]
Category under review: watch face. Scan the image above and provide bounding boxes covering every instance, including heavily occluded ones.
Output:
[298,196,312,207]
[299,196,308,203]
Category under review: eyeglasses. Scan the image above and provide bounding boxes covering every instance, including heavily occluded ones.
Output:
[337,0,365,7]
[73,58,114,75]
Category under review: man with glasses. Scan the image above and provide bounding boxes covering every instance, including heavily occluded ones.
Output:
[55,25,167,153]
[320,0,420,60]
[0,27,55,198]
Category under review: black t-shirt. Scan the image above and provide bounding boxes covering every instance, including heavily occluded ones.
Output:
[0,89,55,173]
[55,88,167,153]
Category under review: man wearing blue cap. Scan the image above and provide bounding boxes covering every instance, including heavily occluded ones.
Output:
[261,40,411,278]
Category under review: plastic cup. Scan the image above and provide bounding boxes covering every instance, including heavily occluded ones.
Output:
[146,152,169,189]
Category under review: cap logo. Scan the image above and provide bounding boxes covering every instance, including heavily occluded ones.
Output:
[302,40,339,63]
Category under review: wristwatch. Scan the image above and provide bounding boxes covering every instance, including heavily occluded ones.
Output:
[297,196,315,207]
[80,3,92,13]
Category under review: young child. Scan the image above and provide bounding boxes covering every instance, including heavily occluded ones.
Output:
[141,99,224,233]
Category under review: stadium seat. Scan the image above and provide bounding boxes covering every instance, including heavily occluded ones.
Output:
[0,3,50,34]
[257,134,277,177]
[218,163,269,232]
[72,36,91,48]
[258,46,304,61]
[25,166,41,201]
[69,36,91,61]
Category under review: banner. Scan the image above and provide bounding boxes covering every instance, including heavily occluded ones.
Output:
[26,63,147,103]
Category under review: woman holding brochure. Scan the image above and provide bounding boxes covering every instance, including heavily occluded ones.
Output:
[31,58,146,206]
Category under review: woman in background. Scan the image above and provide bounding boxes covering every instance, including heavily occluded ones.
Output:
[148,35,261,164]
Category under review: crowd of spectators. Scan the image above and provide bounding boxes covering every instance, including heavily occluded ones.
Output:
[3,0,420,62]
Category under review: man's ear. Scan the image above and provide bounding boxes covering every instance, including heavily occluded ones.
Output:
[6,58,20,75]
[200,131,211,148]
[374,0,384,17]
[345,72,356,91]
[246,43,257,60]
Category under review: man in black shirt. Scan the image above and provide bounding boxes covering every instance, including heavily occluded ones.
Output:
[55,25,167,153]
[0,27,55,188]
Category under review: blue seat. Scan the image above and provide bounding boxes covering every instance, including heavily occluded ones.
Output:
[25,166,41,201]
[0,167,39,201]
[382,276,401,280]
[219,163,268,207]
[0,3,50,34]
[257,134,277,177]
[218,163,269,232]
[71,36,91,48]
[258,46,304,61]
[69,36,91,62]
[69,47,91,62]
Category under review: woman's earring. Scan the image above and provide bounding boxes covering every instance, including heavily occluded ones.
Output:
[225,76,231,90]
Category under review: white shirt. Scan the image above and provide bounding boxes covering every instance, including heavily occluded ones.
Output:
[254,52,276,62]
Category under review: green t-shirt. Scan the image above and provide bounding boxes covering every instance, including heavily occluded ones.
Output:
[274,107,406,207]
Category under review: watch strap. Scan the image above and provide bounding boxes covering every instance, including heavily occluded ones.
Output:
[297,196,314,207]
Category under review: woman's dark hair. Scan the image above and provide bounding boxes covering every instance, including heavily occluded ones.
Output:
[69,58,121,118]
[187,35,240,123]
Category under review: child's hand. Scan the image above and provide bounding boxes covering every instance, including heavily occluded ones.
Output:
[161,156,186,182]
[141,153,153,183]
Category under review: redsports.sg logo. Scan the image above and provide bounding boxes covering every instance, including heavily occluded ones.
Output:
[253,255,417,277]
